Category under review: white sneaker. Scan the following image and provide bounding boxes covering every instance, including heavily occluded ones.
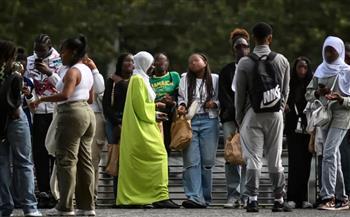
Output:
[75,209,96,216]
[302,201,313,209]
[47,208,75,216]
[223,198,240,208]
[287,201,296,209]
[24,210,42,217]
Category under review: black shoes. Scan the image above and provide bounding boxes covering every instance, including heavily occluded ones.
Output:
[272,201,293,212]
[152,199,180,209]
[182,200,207,208]
[37,192,57,209]
[246,200,259,212]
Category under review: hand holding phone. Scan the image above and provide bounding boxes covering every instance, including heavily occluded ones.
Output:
[156,111,168,122]
[318,83,330,96]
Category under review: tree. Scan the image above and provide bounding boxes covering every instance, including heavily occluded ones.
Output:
[1,0,350,75]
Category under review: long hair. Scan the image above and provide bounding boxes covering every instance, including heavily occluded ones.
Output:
[61,34,87,67]
[187,53,214,107]
[115,53,132,77]
[0,40,16,79]
[0,40,16,66]
[290,56,313,90]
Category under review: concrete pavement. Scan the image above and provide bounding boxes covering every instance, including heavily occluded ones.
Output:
[11,208,350,217]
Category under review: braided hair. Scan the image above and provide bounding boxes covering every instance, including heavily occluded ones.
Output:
[187,53,214,108]
[35,34,52,48]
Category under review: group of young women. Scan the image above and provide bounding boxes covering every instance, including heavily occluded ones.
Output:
[1,28,350,216]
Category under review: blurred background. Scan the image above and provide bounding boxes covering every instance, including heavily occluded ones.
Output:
[1,0,350,76]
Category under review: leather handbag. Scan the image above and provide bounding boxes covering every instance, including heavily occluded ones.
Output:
[224,132,245,165]
[170,114,192,151]
[311,75,338,128]
[311,99,332,127]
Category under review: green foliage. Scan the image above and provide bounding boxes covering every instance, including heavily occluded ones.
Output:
[1,0,350,75]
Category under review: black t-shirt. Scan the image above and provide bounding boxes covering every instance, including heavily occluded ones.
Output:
[102,77,129,125]
[218,62,236,123]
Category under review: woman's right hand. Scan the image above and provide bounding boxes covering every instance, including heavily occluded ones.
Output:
[177,105,187,115]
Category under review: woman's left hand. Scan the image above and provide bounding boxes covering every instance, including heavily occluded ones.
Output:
[325,92,344,104]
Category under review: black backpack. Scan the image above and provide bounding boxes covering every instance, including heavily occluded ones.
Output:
[247,52,282,113]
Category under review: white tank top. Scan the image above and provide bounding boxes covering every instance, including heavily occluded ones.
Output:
[56,63,93,104]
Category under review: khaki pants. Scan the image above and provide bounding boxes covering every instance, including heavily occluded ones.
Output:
[55,101,96,211]
[91,112,106,199]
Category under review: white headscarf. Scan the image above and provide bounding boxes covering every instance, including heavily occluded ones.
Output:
[314,36,350,95]
[133,51,156,101]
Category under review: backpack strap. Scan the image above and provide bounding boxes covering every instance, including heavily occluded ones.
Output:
[267,51,277,61]
[248,52,277,62]
[248,53,259,62]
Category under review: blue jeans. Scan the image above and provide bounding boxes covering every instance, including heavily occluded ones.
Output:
[182,114,219,206]
[0,108,38,215]
[320,127,348,201]
[105,118,118,144]
[222,121,247,202]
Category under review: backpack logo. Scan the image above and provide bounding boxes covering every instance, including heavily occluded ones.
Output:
[248,52,282,113]
[260,84,281,108]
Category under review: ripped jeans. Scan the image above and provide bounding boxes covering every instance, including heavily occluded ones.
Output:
[182,113,219,206]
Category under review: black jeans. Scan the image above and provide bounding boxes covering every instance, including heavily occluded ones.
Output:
[287,132,312,206]
[340,130,350,197]
[32,113,55,193]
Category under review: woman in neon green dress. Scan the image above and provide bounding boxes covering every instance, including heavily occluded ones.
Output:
[117,51,179,208]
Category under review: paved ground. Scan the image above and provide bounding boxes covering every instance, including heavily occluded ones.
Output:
[11,208,350,217]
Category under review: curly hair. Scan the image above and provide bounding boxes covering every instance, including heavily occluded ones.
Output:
[229,28,250,44]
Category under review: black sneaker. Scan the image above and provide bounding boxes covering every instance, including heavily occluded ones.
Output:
[152,199,180,209]
[335,199,349,210]
[182,200,206,208]
[37,192,50,208]
[272,201,293,212]
[246,200,259,212]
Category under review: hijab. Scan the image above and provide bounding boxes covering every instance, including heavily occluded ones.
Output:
[133,51,156,101]
[314,36,350,95]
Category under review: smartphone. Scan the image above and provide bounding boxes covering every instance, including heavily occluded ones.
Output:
[156,112,168,121]
[34,58,43,64]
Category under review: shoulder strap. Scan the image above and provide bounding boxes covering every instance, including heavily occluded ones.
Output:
[330,74,339,91]
[268,51,277,61]
[248,53,259,62]
[111,81,116,106]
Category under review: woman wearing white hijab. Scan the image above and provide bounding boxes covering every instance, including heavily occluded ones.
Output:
[306,36,350,210]
[116,51,179,208]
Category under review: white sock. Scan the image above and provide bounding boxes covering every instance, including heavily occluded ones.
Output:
[275,197,284,204]
[249,196,258,201]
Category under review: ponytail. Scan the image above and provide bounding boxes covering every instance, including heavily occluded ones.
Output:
[61,34,88,66]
